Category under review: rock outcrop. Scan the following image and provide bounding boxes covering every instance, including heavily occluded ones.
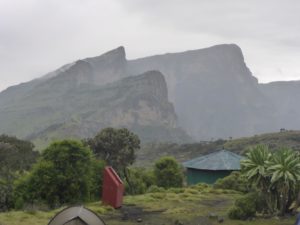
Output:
[1,44,299,146]
[0,67,189,148]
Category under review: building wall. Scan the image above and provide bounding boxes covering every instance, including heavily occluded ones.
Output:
[186,168,233,185]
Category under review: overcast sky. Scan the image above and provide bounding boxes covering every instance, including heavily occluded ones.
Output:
[0,0,300,91]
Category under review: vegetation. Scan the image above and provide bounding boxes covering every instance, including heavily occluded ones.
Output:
[14,140,94,208]
[137,131,300,167]
[0,135,39,211]
[3,128,300,225]
[228,192,258,220]
[124,167,155,195]
[236,145,300,218]
[214,171,250,193]
[90,159,106,200]
[86,128,140,172]
[86,127,141,193]
[0,185,295,225]
[154,156,184,188]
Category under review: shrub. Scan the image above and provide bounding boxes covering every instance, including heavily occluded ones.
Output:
[154,157,183,189]
[125,168,155,195]
[147,185,165,193]
[90,159,106,200]
[168,187,184,194]
[14,140,93,208]
[228,192,257,220]
[214,171,250,193]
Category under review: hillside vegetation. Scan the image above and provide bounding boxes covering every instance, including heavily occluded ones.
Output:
[137,130,300,166]
[0,185,295,225]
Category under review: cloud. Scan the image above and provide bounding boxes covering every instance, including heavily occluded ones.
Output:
[0,0,299,91]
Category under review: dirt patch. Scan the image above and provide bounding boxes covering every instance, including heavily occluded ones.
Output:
[102,204,168,225]
[199,199,230,208]
[119,204,166,221]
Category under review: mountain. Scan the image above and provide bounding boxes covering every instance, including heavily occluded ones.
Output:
[260,81,300,131]
[0,61,190,148]
[128,44,276,139]
[1,44,300,146]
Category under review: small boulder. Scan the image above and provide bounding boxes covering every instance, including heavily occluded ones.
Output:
[174,220,184,225]
[217,217,224,223]
[208,212,218,219]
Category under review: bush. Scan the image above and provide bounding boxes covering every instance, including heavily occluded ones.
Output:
[14,140,93,208]
[147,185,165,193]
[228,192,257,220]
[125,176,147,195]
[154,157,183,189]
[125,168,155,195]
[0,179,14,211]
[90,159,106,200]
[214,171,250,193]
[168,187,184,194]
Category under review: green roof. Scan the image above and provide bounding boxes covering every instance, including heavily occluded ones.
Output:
[183,150,244,171]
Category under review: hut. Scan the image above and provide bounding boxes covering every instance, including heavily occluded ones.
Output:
[48,206,106,225]
[183,149,244,185]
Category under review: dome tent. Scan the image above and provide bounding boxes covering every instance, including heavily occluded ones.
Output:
[48,206,106,225]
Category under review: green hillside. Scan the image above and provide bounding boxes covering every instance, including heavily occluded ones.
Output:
[136,130,300,166]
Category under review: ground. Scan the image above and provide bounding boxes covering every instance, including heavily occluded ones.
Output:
[0,185,296,225]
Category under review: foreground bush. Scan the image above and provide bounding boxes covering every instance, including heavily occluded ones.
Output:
[125,167,155,195]
[154,156,183,188]
[214,171,250,193]
[228,192,257,220]
[14,140,94,208]
[90,159,106,200]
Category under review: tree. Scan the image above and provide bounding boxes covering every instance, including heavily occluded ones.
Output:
[267,148,300,215]
[14,140,93,208]
[241,145,274,213]
[0,135,38,211]
[241,145,300,216]
[154,156,183,188]
[0,134,38,173]
[87,128,140,172]
[86,127,140,192]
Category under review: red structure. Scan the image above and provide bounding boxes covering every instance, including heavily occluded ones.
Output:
[101,167,124,208]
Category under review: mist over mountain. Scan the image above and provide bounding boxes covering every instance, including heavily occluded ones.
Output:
[0,44,299,147]
[260,81,300,131]
[0,55,190,147]
[128,44,276,139]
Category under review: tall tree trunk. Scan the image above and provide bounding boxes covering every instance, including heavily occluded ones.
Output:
[280,185,289,216]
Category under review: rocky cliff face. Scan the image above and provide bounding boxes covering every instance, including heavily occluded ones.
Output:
[129,44,276,139]
[1,44,299,146]
[0,62,189,148]
[260,81,300,131]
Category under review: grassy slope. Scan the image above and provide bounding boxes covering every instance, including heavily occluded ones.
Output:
[137,131,300,166]
[0,185,295,225]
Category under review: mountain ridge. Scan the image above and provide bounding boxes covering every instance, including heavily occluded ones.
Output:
[1,44,300,146]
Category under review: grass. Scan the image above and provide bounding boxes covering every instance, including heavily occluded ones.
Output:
[0,185,296,225]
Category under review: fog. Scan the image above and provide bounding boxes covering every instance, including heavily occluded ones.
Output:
[0,0,299,91]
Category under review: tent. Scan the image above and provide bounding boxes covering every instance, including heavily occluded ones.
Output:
[48,206,106,225]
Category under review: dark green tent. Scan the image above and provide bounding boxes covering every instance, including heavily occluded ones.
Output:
[48,206,106,225]
[183,150,244,185]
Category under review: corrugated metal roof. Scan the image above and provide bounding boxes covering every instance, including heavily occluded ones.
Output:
[48,206,106,225]
[182,150,244,171]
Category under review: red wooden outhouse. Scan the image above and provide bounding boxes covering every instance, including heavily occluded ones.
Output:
[101,167,124,208]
